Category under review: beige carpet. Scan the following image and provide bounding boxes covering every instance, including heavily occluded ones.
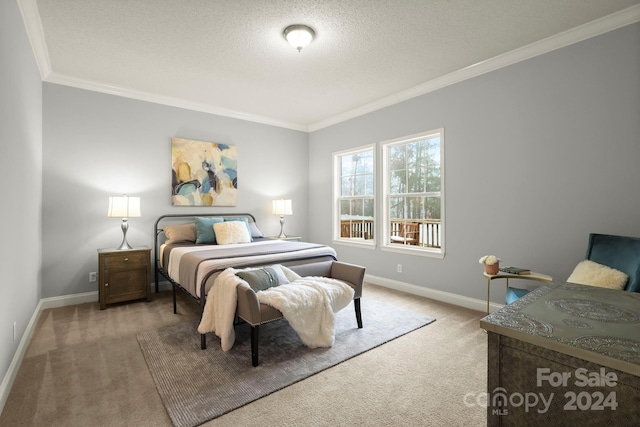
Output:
[0,284,488,426]
[138,298,435,427]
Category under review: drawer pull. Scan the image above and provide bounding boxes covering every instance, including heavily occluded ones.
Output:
[124,258,129,262]
[105,283,109,287]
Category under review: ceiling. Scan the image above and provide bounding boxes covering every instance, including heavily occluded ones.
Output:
[21,0,640,131]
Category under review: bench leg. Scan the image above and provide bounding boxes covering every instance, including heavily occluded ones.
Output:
[354,298,363,328]
[201,333,207,350]
[251,325,260,366]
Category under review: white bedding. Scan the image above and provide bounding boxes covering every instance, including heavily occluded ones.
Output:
[162,240,337,297]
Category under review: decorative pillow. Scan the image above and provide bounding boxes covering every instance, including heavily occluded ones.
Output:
[567,260,629,290]
[163,223,197,244]
[213,221,252,245]
[249,222,263,238]
[280,265,301,282]
[236,265,289,291]
[194,217,224,244]
[224,217,253,241]
[268,264,290,284]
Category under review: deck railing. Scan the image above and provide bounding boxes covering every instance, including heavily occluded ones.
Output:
[340,220,374,240]
[340,219,442,248]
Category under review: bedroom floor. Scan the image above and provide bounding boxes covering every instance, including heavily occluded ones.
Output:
[0,284,488,427]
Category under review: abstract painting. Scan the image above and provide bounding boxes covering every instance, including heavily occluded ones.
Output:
[171,138,237,206]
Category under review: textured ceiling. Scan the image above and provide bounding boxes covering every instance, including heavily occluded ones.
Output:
[27,0,640,130]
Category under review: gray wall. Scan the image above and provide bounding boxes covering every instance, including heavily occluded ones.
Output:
[42,85,309,298]
[4,10,639,388]
[309,23,640,304]
[0,0,43,384]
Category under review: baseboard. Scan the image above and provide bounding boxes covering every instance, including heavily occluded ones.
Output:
[156,280,172,292]
[365,274,503,314]
[38,282,176,309]
[0,298,44,414]
[0,283,169,414]
[39,291,98,309]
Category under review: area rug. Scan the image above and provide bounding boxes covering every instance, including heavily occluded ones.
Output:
[137,297,435,427]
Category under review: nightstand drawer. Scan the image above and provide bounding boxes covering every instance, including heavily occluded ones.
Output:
[102,251,148,268]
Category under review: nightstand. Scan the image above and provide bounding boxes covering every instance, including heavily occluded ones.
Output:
[269,236,302,242]
[98,247,151,310]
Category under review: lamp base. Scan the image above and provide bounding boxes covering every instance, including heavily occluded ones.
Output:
[116,239,134,250]
[116,219,134,250]
[277,216,287,238]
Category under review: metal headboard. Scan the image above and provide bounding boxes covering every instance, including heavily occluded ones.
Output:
[153,213,257,291]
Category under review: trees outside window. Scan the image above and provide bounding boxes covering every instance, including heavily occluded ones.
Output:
[383,129,444,256]
[333,145,375,246]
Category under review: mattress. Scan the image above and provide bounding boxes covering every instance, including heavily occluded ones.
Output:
[160,239,337,297]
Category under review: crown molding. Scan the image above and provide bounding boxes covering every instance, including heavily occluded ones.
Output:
[17,0,52,80]
[18,1,640,133]
[44,72,309,132]
[308,4,640,132]
[18,1,307,131]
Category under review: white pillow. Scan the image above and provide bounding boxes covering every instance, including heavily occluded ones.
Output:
[567,260,628,290]
[213,221,252,245]
[280,265,302,282]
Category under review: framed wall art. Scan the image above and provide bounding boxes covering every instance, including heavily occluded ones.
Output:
[171,137,237,206]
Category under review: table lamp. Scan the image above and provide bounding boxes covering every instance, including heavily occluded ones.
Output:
[272,199,293,238]
[108,195,141,250]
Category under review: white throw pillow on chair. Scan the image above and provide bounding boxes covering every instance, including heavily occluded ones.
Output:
[567,260,628,290]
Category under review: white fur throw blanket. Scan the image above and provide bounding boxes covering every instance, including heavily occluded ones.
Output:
[197,266,354,351]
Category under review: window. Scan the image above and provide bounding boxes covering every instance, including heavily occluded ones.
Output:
[333,145,375,246]
[382,129,444,256]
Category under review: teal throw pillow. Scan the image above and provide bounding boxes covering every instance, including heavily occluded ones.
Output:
[194,217,224,244]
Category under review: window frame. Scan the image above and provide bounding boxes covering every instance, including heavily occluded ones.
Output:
[332,143,376,249]
[381,129,445,258]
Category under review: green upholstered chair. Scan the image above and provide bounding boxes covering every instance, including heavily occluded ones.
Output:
[584,233,640,293]
[506,232,640,306]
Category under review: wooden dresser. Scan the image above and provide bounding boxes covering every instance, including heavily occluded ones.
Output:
[98,247,151,310]
[480,283,640,425]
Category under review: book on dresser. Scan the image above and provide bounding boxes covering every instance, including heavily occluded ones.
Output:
[499,266,531,275]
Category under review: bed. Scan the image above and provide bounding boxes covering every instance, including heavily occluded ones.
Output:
[153,213,340,349]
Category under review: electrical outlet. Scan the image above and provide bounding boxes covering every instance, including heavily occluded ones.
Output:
[397,264,402,273]
[13,322,16,341]
[89,272,97,283]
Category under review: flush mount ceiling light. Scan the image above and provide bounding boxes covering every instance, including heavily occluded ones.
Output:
[283,24,315,52]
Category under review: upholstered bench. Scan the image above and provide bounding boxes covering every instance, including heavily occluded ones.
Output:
[235,260,365,366]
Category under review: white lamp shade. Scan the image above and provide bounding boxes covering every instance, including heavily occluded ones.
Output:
[108,196,141,218]
[272,199,293,216]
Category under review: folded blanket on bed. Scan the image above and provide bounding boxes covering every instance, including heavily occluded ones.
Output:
[197,266,354,350]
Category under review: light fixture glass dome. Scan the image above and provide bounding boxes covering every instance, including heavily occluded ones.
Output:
[284,25,315,52]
